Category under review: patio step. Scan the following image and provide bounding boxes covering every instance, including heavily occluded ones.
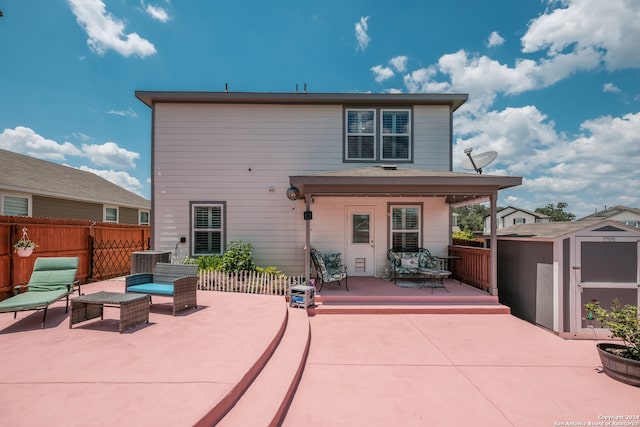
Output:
[214,305,311,427]
[310,294,510,315]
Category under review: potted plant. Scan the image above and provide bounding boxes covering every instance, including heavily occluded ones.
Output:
[584,298,640,386]
[14,238,38,257]
[13,227,38,257]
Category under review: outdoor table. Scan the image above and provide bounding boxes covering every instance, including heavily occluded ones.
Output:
[417,269,451,293]
[70,291,150,333]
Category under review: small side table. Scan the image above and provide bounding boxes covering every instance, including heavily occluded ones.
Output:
[70,291,151,333]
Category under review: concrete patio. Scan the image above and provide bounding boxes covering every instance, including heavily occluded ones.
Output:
[1,278,639,426]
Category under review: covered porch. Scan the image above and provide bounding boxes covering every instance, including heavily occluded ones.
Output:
[289,166,522,297]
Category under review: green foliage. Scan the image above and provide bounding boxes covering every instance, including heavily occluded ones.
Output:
[584,298,640,360]
[191,255,223,271]
[452,229,474,241]
[453,204,490,232]
[256,265,284,276]
[221,241,256,272]
[535,202,576,222]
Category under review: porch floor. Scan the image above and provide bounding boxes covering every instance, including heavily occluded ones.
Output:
[311,276,510,314]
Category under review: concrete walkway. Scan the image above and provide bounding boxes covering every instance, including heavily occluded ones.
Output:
[283,314,640,427]
[1,279,639,426]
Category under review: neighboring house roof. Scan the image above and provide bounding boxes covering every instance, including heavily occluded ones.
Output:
[0,149,150,209]
[136,91,469,111]
[498,206,550,219]
[578,205,640,221]
[289,166,522,204]
[496,218,636,239]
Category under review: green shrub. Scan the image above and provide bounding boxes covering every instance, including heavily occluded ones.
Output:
[452,229,474,241]
[221,241,256,272]
[256,265,284,276]
[585,298,640,360]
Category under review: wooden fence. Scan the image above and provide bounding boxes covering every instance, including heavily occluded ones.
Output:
[198,270,305,296]
[1,216,150,299]
[448,244,491,291]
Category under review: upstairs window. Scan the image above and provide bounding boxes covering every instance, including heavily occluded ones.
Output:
[345,108,411,162]
[513,217,526,225]
[346,109,375,160]
[381,110,410,160]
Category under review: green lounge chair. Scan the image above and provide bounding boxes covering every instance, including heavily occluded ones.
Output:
[0,257,79,328]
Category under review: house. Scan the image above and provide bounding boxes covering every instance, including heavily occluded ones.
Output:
[136,91,522,291]
[0,149,150,224]
[495,219,640,338]
[578,205,640,228]
[483,206,550,235]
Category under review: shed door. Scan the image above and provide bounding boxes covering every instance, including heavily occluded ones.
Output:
[575,238,640,334]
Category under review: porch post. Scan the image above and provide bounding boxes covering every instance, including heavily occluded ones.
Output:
[490,191,498,296]
[304,194,312,286]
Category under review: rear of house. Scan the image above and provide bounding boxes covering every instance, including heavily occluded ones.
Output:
[138,91,521,279]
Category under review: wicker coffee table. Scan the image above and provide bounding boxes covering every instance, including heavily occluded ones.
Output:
[70,291,151,333]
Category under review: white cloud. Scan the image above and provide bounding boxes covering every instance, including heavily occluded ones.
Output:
[0,126,82,160]
[487,31,505,47]
[355,16,370,51]
[521,0,640,70]
[603,82,621,93]
[390,55,408,72]
[107,108,139,118]
[68,0,157,58]
[370,65,394,83]
[145,4,170,22]
[82,142,140,169]
[79,166,144,195]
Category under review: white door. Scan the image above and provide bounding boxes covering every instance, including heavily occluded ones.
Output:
[346,207,375,276]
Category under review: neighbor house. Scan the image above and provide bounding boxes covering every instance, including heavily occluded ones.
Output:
[483,205,550,235]
[578,205,640,228]
[0,149,150,224]
[136,91,522,291]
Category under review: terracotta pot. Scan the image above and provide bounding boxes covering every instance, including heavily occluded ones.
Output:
[597,343,640,387]
[16,247,34,257]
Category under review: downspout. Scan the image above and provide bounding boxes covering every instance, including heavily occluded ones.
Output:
[490,191,498,296]
[304,194,312,285]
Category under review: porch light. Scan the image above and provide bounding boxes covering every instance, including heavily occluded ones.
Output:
[286,186,301,200]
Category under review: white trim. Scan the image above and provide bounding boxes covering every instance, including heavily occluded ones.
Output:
[139,209,150,225]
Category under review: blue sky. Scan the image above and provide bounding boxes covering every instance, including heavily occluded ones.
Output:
[1,0,639,218]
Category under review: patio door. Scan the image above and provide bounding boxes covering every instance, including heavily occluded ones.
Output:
[574,237,640,334]
[346,206,375,276]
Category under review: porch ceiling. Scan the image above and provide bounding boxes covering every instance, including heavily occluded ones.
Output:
[289,166,522,204]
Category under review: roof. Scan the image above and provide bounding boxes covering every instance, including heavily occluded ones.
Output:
[485,205,550,220]
[578,205,640,221]
[135,91,469,111]
[289,166,522,204]
[496,218,639,239]
[0,149,150,209]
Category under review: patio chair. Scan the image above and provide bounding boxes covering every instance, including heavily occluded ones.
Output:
[0,257,80,328]
[310,248,348,292]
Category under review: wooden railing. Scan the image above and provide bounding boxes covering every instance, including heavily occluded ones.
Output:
[198,270,305,296]
[448,244,491,292]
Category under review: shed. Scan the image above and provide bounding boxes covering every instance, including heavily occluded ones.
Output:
[496,219,640,338]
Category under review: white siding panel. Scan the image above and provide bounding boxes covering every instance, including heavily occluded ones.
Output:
[153,103,453,275]
[413,105,451,170]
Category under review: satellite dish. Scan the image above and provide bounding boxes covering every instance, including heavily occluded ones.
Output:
[462,148,497,174]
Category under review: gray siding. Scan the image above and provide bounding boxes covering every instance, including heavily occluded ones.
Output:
[119,207,138,225]
[497,240,553,324]
[33,195,103,221]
